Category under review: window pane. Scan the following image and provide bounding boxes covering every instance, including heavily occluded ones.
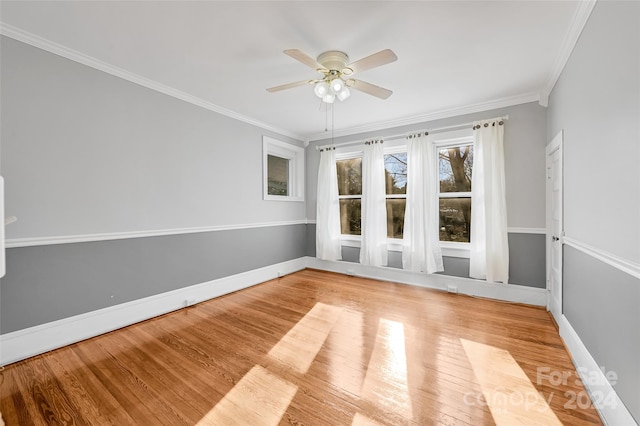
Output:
[384,153,407,194]
[386,199,406,238]
[336,158,362,195]
[267,155,289,196]
[339,199,361,235]
[439,145,473,193]
[439,198,471,242]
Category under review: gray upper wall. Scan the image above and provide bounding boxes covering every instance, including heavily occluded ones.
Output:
[547,1,639,262]
[0,36,306,240]
[547,1,639,421]
[306,101,548,230]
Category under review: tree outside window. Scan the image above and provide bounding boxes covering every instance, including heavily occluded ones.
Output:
[438,145,473,242]
[384,152,407,238]
[336,157,362,235]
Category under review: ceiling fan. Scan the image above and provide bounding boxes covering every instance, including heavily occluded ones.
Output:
[267,49,398,103]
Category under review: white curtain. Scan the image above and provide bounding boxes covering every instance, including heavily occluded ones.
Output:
[316,148,342,261]
[360,141,388,266]
[469,119,509,283]
[402,134,444,273]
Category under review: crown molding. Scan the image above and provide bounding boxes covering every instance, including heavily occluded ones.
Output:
[307,92,540,142]
[539,0,597,106]
[0,23,305,142]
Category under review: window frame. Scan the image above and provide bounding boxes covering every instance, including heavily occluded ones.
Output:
[383,144,408,242]
[263,136,304,202]
[432,132,474,258]
[336,150,364,237]
[333,129,474,258]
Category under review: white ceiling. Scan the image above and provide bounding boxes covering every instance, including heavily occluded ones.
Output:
[0,1,589,141]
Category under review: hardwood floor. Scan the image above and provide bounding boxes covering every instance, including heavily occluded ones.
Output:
[0,269,603,425]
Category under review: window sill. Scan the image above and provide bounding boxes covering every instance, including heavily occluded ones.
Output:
[339,236,470,258]
[263,195,304,202]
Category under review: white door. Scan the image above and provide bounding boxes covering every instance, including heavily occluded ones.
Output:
[546,131,563,323]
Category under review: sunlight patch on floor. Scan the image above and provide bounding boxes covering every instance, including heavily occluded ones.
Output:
[267,302,343,374]
[460,339,562,426]
[360,318,413,420]
[198,303,342,425]
[196,365,297,426]
[351,412,386,426]
[328,308,365,396]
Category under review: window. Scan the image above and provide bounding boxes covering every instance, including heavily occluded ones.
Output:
[333,131,474,255]
[384,150,407,238]
[267,155,289,196]
[438,142,473,242]
[336,155,362,235]
[263,136,304,202]
[335,147,409,239]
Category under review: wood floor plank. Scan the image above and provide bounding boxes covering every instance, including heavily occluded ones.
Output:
[0,269,603,425]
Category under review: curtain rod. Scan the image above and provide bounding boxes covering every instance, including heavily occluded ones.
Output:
[316,115,509,151]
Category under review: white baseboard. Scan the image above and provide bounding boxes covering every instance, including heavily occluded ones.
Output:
[306,257,547,306]
[3,255,633,425]
[0,257,307,366]
[559,315,637,426]
[0,256,551,366]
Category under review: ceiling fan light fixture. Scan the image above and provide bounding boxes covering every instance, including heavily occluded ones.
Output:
[336,87,351,101]
[330,78,345,94]
[322,93,336,104]
[314,81,329,98]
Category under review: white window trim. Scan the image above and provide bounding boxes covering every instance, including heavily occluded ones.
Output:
[263,136,304,202]
[434,134,474,256]
[335,128,475,258]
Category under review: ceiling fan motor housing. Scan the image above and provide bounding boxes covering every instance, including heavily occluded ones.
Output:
[317,51,351,75]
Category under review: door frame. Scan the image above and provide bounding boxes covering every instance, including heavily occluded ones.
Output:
[546,130,563,322]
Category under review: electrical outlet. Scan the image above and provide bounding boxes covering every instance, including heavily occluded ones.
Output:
[185,299,196,307]
[346,268,355,276]
[447,285,458,294]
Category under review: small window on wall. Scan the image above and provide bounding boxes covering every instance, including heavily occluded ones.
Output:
[263,136,304,201]
[267,155,289,196]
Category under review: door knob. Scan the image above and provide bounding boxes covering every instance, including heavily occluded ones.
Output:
[552,236,559,242]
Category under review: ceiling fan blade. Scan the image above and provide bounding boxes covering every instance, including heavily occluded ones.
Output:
[351,80,393,100]
[283,49,324,71]
[266,80,310,93]
[347,49,398,74]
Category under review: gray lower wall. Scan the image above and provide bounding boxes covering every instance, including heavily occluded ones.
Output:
[0,224,307,334]
[563,245,640,421]
[1,222,542,335]
[306,224,545,288]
